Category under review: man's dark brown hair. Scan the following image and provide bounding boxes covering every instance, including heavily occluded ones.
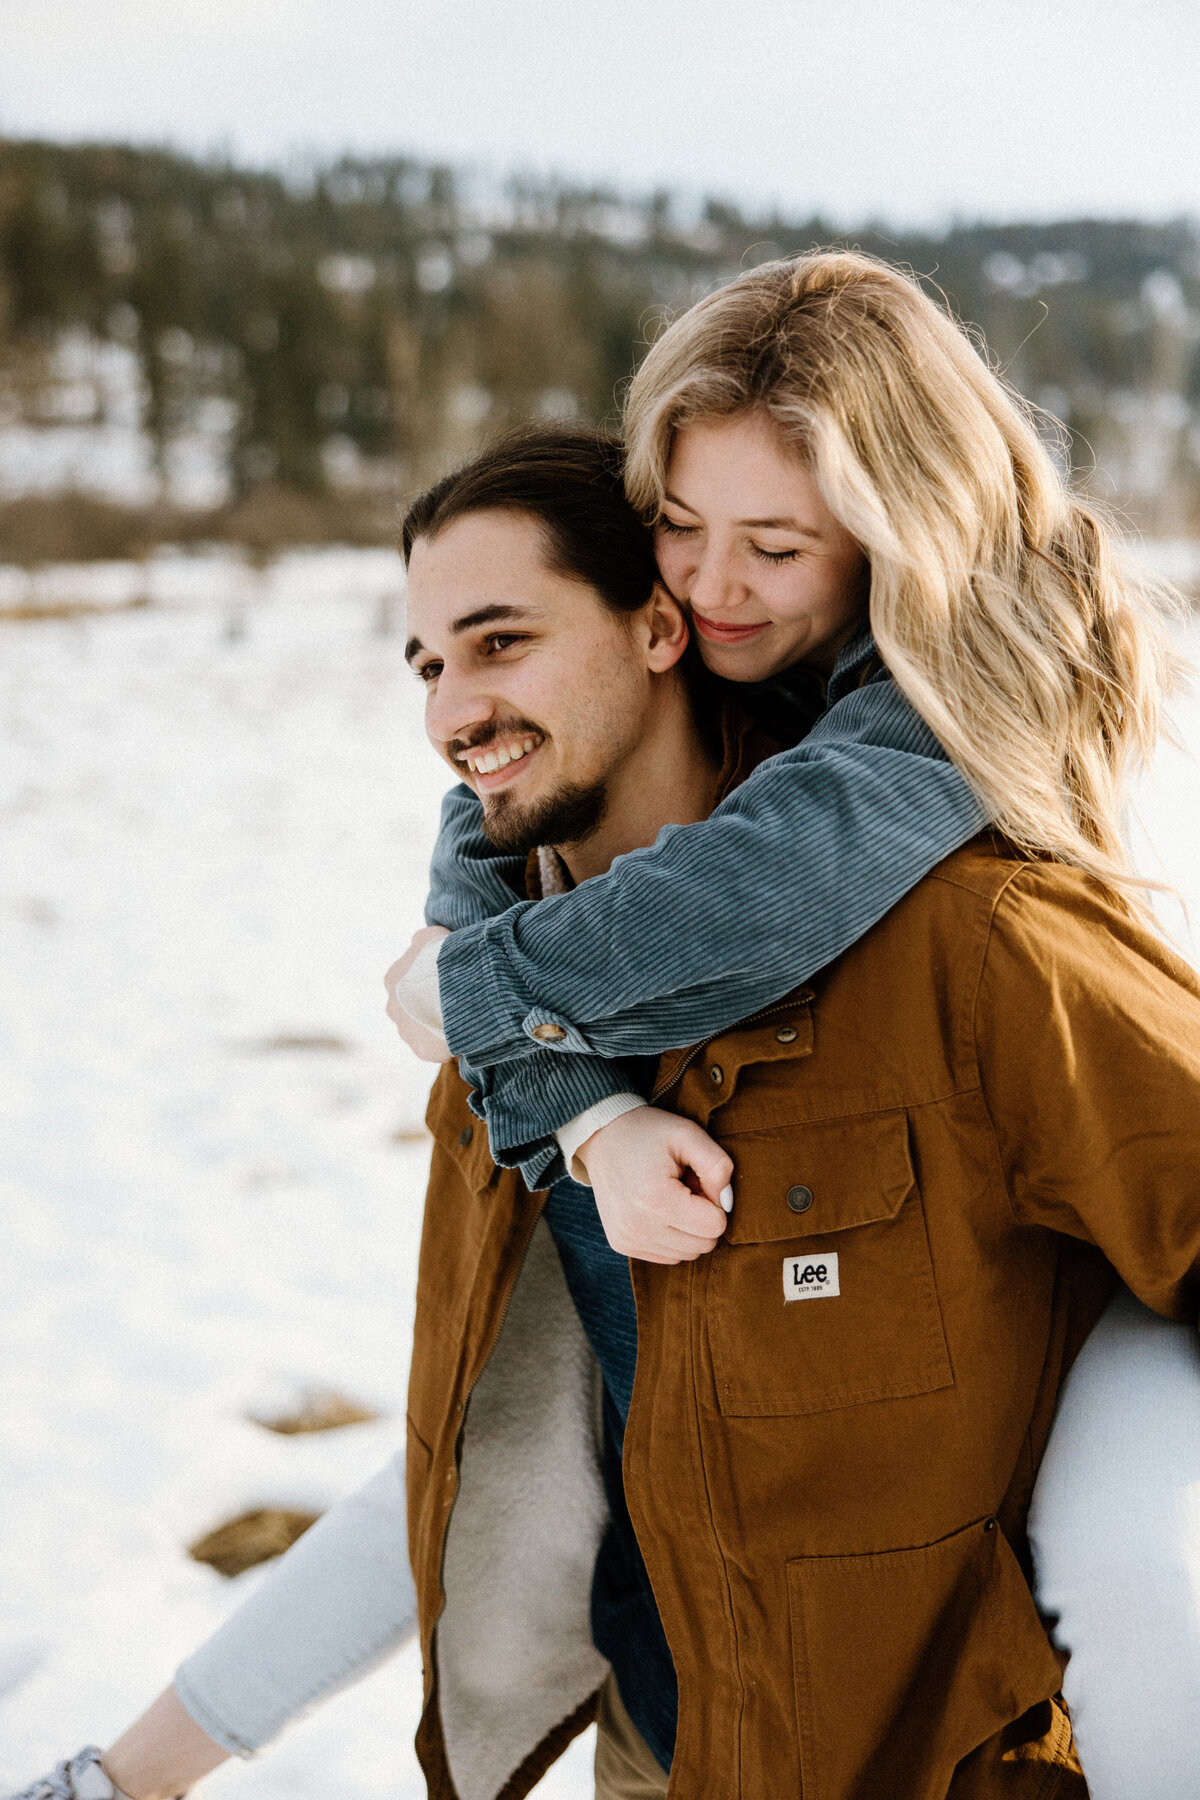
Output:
[400,425,660,615]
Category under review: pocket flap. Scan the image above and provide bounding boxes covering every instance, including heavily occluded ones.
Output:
[725,1108,914,1246]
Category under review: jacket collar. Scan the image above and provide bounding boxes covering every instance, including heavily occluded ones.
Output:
[524,699,775,902]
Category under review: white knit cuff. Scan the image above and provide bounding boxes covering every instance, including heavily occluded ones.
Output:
[555,1094,648,1184]
[392,938,444,1034]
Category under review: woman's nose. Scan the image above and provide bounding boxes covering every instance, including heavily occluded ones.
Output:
[688,546,743,614]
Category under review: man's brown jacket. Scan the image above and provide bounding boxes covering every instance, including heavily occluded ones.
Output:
[406,835,1200,1800]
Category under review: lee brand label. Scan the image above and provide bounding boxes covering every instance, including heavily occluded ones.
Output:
[783,1251,840,1301]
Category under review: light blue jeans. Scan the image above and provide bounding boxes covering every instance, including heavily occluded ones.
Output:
[174,1453,417,1755]
[177,1288,1200,1795]
[1028,1287,1200,1800]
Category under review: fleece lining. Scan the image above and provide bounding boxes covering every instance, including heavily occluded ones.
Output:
[438,1219,610,1800]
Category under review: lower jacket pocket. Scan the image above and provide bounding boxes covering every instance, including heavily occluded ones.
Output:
[787,1517,1065,1800]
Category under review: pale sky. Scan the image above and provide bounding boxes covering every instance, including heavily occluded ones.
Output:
[2,0,1197,225]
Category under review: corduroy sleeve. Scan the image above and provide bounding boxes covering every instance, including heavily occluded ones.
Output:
[424,781,527,930]
[975,865,1200,1321]
[424,782,641,1189]
[438,676,987,1074]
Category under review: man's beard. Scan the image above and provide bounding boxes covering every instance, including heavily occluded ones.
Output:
[481,777,609,857]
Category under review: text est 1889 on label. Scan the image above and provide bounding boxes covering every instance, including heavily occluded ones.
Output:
[783,1251,840,1301]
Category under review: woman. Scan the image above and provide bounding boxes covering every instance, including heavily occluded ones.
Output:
[14,253,1197,1798]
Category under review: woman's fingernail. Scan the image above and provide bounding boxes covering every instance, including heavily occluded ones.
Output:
[719,1185,734,1213]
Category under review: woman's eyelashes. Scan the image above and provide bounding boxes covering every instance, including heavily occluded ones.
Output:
[658,517,801,566]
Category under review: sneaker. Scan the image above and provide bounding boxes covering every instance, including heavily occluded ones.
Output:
[7,1748,130,1800]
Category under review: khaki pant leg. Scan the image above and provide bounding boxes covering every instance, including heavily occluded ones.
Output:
[593,1670,671,1799]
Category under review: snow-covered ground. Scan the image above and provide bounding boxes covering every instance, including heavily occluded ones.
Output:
[0,551,1196,1796]
[0,553,596,1797]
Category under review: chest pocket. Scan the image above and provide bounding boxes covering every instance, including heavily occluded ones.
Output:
[707,1108,952,1418]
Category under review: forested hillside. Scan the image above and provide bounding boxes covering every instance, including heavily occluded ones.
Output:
[2,137,1198,551]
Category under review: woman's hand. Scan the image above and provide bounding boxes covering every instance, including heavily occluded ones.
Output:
[384,927,452,1062]
[577,1107,733,1264]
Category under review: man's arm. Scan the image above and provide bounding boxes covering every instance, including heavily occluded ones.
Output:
[976,865,1200,1313]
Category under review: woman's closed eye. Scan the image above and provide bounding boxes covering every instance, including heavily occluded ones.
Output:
[660,515,798,565]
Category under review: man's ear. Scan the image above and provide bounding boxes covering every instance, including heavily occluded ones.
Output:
[643,584,690,673]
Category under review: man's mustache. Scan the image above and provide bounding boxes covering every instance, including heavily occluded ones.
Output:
[448,717,545,758]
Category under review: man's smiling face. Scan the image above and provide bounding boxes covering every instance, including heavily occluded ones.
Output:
[405,508,665,856]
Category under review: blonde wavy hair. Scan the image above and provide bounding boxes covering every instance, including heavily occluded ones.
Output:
[624,250,1186,904]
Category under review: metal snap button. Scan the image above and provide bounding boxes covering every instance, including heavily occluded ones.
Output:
[531,1021,567,1043]
[786,1184,814,1213]
[458,1125,474,1148]
[775,1024,798,1043]
[709,1064,724,1086]
[983,1516,997,1533]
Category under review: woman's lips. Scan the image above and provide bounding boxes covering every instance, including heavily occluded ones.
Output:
[692,613,771,646]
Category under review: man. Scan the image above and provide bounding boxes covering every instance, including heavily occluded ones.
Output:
[393,429,750,1798]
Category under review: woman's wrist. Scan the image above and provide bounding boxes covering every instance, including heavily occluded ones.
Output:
[558,1093,647,1182]
[101,1685,230,1800]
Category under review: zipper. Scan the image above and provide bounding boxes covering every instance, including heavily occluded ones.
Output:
[649,992,815,1105]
